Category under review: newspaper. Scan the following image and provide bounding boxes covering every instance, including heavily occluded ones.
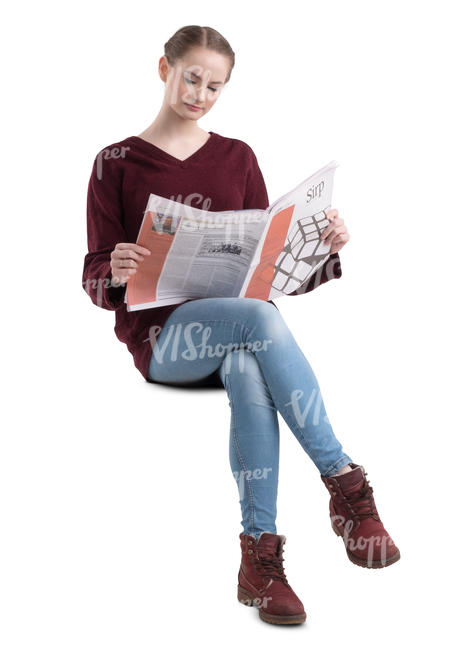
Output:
[124,160,339,312]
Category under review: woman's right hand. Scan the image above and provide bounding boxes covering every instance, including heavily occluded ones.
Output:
[110,243,151,286]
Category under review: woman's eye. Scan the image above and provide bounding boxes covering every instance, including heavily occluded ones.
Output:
[184,78,218,93]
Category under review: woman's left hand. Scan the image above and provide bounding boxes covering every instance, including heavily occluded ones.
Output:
[320,208,350,254]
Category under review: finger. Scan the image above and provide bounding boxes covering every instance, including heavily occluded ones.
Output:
[321,222,337,239]
[327,236,342,254]
[324,230,339,246]
[321,225,332,239]
[328,232,349,249]
[325,215,343,228]
[131,243,151,255]
[114,258,139,269]
[116,242,151,255]
[112,248,147,263]
[330,240,345,254]
[321,216,343,238]
[324,226,346,245]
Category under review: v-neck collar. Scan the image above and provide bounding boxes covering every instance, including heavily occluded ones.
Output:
[128,131,218,168]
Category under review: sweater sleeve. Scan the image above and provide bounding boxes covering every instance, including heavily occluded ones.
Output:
[286,252,342,296]
[82,151,128,310]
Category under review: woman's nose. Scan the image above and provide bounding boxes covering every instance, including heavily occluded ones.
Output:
[195,87,207,102]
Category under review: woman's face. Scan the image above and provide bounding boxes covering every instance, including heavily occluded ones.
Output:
[161,46,230,120]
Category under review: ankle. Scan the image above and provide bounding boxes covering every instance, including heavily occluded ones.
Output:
[332,463,353,476]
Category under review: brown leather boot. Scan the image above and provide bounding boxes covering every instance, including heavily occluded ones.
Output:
[237,531,307,625]
[320,463,401,568]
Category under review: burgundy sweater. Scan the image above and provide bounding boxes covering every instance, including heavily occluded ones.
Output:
[82,131,342,383]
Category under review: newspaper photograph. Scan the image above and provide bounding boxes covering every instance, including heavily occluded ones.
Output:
[125,160,339,311]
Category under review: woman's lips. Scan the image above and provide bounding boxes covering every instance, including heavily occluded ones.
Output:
[185,103,203,111]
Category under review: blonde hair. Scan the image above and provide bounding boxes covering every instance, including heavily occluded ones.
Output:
[164,25,235,83]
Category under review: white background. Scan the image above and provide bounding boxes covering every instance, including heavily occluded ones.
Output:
[2,0,454,647]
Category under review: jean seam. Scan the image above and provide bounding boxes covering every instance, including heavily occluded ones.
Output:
[158,318,246,329]
[242,320,334,472]
[245,355,312,451]
[237,321,322,473]
[225,370,256,536]
[324,455,353,477]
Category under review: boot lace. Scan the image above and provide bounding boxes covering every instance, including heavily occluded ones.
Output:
[254,548,289,585]
[335,473,379,521]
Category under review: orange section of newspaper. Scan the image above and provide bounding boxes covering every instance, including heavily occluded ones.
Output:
[244,205,295,300]
[127,210,174,306]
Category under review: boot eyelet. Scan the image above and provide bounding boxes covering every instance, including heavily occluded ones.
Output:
[248,540,252,545]
[248,549,253,554]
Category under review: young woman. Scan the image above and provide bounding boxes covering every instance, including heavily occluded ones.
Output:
[82,25,400,626]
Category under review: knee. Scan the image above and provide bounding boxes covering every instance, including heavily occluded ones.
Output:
[242,298,278,317]
[242,298,286,342]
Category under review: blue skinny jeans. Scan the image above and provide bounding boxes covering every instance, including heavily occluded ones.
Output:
[147,297,353,539]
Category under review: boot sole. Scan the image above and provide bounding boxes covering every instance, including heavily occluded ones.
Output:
[331,518,401,569]
[237,584,307,625]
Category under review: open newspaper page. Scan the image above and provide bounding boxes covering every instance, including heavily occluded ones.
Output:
[125,160,339,311]
[124,196,269,311]
[240,160,338,300]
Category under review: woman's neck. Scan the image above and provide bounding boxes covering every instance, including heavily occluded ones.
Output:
[138,107,209,145]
